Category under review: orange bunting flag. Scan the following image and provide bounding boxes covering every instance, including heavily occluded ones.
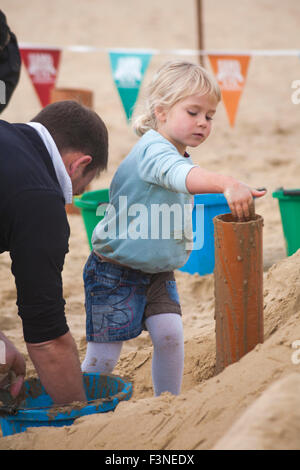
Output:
[208,55,251,127]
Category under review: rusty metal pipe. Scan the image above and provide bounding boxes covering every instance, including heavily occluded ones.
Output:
[213,213,264,373]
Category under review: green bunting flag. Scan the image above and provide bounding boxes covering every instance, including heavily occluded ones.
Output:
[109,50,152,122]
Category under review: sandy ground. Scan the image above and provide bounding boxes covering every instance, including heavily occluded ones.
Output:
[0,0,300,450]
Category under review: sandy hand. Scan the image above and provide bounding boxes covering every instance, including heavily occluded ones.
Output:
[224,183,266,221]
[0,334,26,398]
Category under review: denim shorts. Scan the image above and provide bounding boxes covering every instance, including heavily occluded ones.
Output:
[84,251,182,343]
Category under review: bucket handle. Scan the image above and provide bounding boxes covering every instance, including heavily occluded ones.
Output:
[275,187,300,196]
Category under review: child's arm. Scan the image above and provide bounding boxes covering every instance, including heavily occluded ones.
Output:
[186,166,266,221]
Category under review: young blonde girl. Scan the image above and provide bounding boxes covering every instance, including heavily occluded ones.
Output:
[81,61,265,396]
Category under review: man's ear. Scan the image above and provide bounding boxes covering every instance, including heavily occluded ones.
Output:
[69,155,92,176]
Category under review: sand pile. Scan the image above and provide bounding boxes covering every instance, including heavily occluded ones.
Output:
[1,0,300,450]
[214,374,300,450]
[1,249,300,450]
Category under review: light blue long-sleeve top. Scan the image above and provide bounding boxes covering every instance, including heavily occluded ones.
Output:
[92,129,198,273]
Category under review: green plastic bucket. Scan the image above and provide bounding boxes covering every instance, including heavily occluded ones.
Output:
[272,187,300,256]
[74,189,109,250]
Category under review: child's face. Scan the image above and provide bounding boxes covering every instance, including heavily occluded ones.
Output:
[155,93,218,155]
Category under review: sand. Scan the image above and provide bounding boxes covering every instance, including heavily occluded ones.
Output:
[0,0,300,450]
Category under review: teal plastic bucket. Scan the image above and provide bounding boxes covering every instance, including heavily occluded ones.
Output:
[0,373,132,437]
[74,189,109,250]
[272,187,300,256]
[179,194,230,275]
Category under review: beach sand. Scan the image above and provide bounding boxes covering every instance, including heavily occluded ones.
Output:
[0,0,300,450]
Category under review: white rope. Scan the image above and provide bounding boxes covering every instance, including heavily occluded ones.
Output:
[19,43,300,57]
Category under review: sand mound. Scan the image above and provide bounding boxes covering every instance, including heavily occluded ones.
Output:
[213,373,300,450]
[1,0,300,451]
[1,252,300,450]
[264,250,300,338]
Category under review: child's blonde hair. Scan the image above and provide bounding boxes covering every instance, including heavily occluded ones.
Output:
[133,60,221,137]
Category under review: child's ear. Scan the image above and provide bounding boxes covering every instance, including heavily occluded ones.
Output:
[154,105,167,123]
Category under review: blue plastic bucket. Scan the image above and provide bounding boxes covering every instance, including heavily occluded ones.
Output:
[0,373,132,437]
[179,194,230,276]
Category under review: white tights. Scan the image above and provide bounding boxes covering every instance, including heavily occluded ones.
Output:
[81,313,184,396]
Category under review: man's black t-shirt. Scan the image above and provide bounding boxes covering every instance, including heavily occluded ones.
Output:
[0,120,70,343]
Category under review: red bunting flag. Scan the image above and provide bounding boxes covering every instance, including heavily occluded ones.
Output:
[20,46,61,107]
[208,55,251,127]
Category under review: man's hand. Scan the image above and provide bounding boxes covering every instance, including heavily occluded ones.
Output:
[0,332,26,398]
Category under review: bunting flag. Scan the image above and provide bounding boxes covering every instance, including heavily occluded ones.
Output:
[20,46,61,107]
[208,55,251,127]
[15,43,295,127]
[109,50,152,122]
